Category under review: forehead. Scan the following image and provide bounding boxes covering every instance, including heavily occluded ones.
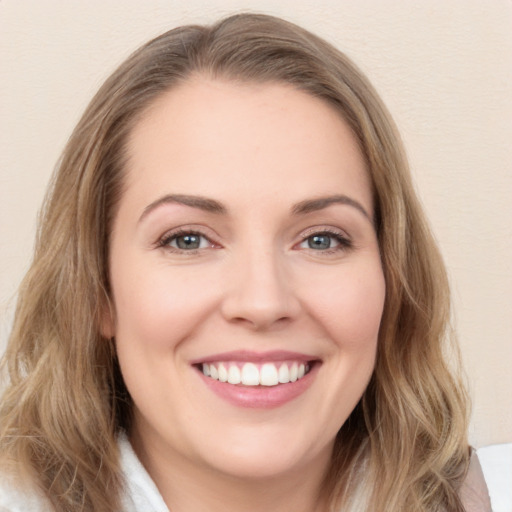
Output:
[123,78,373,216]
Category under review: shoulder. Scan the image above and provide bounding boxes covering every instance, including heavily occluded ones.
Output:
[0,471,50,512]
[0,435,168,512]
[459,452,492,512]
[477,443,512,512]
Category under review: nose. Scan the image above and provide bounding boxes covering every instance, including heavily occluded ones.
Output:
[220,248,300,330]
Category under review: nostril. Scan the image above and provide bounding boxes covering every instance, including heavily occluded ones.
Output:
[227,314,293,331]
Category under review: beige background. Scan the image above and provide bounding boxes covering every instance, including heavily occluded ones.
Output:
[1,1,511,447]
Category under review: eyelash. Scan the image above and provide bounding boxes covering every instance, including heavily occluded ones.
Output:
[297,228,353,254]
[156,227,352,255]
[157,228,218,254]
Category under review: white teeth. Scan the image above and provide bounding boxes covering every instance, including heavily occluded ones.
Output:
[290,362,298,382]
[278,363,290,384]
[201,361,312,387]
[218,363,228,382]
[241,363,260,385]
[260,363,279,386]
[227,365,241,384]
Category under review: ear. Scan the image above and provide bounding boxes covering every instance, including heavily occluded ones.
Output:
[99,299,116,339]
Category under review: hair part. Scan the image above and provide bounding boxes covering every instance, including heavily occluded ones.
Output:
[0,13,469,511]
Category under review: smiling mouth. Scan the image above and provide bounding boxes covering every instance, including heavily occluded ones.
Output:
[198,360,315,387]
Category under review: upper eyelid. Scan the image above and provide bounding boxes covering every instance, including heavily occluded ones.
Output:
[158,225,218,239]
[297,225,351,241]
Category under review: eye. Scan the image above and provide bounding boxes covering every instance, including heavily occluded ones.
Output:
[297,230,352,252]
[303,234,337,250]
[158,230,215,252]
[172,233,208,250]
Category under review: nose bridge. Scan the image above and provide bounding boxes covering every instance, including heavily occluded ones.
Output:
[221,240,298,328]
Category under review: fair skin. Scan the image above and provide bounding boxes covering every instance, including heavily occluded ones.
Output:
[104,78,386,512]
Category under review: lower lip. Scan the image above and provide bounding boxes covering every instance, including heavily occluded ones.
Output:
[196,363,319,409]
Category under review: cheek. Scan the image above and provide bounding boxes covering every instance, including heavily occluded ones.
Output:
[110,260,220,351]
[305,264,386,350]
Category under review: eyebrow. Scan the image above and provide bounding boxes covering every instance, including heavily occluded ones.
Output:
[292,195,371,221]
[139,193,371,223]
[139,194,227,222]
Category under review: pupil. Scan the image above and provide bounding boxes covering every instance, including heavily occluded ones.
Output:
[177,234,200,250]
[308,235,330,250]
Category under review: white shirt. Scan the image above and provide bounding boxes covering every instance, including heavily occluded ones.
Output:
[0,434,168,512]
[118,432,169,512]
[0,435,494,512]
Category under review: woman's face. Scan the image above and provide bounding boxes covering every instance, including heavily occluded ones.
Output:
[105,78,385,480]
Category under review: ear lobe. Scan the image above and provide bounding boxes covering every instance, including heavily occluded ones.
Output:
[99,300,116,339]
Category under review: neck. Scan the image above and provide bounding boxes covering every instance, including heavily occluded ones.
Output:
[130,429,332,512]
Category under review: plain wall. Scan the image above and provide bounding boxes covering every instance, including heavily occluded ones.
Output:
[1,0,511,447]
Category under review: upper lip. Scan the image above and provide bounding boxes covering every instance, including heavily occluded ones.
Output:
[190,350,319,365]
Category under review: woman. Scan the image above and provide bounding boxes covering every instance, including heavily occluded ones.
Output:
[0,13,490,512]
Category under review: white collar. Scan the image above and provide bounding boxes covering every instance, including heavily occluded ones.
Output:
[118,432,169,512]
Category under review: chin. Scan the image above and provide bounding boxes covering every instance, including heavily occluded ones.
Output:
[195,428,332,481]
[205,450,309,481]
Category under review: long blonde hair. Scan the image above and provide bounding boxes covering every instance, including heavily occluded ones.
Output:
[0,13,469,511]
